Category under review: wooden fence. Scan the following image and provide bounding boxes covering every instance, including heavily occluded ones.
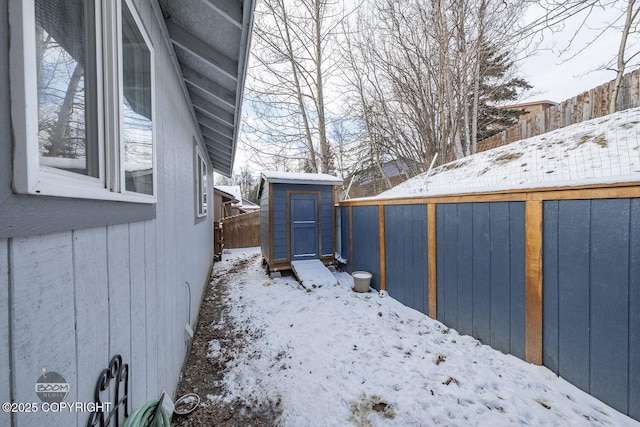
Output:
[340,183,640,421]
[222,211,260,249]
[477,68,640,152]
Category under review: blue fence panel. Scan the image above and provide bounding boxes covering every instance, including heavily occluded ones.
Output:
[352,206,380,290]
[384,204,428,313]
[544,198,639,419]
[340,206,350,268]
[472,203,492,345]
[437,202,525,357]
[590,199,630,412]
[630,199,640,421]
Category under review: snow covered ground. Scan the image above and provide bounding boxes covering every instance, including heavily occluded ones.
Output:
[375,107,640,200]
[207,248,639,426]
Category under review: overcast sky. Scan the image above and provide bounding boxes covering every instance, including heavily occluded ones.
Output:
[517,2,633,103]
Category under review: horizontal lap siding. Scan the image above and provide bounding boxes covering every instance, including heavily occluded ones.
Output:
[273,186,288,260]
[260,184,270,260]
[437,202,525,358]
[384,205,428,313]
[543,199,640,419]
[320,187,334,256]
[352,206,381,290]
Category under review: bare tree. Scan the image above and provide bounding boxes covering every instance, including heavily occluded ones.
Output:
[339,0,529,179]
[520,0,640,113]
[243,0,343,173]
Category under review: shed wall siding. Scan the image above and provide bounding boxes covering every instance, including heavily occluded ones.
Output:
[352,206,381,289]
[271,184,335,261]
[436,202,526,358]
[1,1,215,424]
[543,199,640,418]
[260,184,270,261]
[384,204,428,313]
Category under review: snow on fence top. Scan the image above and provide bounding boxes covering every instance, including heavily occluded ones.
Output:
[375,106,640,200]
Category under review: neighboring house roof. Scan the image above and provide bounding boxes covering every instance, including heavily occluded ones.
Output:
[261,171,344,186]
[503,100,558,109]
[216,185,242,204]
[156,0,256,177]
[241,198,260,210]
[214,186,239,203]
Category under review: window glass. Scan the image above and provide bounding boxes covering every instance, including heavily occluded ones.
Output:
[122,1,153,195]
[35,0,99,177]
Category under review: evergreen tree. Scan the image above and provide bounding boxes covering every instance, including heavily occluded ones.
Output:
[475,44,532,143]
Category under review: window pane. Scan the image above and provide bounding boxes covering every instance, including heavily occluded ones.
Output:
[36,0,99,177]
[122,1,153,195]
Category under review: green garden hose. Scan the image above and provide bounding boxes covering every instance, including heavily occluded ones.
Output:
[123,399,171,427]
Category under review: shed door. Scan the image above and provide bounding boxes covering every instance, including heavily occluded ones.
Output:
[290,194,318,260]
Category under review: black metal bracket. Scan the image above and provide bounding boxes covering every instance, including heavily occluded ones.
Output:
[86,355,129,427]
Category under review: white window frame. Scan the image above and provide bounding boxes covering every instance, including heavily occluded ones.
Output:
[9,0,156,203]
[195,144,208,217]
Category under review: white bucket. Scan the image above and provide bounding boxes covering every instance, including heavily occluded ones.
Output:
[352,271,372,293]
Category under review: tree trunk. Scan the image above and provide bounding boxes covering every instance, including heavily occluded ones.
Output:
[609,0,637,114]
[47,63,84,157]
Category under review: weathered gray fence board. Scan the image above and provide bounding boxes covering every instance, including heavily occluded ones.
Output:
[477,69,640,152]
[590,199,630,413]
[0,239,9,427]
[11,233,77,426]
[144,220,159,399]
[352,206,380,289]
[384,205,428,313]
[72,228,109,425]
[129,222,148,409]
[107,225,132,375]
[630,199,640,421]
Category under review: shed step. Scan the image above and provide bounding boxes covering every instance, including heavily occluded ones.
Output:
[290,260,337,289]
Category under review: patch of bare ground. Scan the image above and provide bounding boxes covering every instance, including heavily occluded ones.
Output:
[173,254,282,426]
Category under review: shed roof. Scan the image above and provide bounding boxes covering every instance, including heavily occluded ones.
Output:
[261,171,343,186]
[156,0,256,177]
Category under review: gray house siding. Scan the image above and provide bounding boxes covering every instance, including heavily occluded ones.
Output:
[543,199,640,419]
[384,204,428,313]
[436,202,526,358]
[1,1,214,425]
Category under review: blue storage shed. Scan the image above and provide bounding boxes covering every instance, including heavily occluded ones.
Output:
[259,171,343,273]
